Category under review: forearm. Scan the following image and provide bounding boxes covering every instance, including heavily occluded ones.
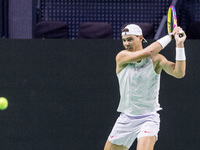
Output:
[176,41,184,48]
[174,61,186,78]
[157,35,172,49]
[145,35,172,56]
[144,41,162,56]
[161,44,186,78]
[174,47,186,78]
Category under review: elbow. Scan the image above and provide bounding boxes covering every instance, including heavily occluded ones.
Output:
[146,49,154,57]
[175,72,186,79]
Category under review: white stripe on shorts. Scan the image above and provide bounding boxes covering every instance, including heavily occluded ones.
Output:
[108,113,160,149]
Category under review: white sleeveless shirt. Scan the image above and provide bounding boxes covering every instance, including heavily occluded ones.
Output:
[117,58,162,116]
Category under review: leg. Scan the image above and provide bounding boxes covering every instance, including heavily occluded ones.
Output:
[136,136,156,150]
[104,140,128,150]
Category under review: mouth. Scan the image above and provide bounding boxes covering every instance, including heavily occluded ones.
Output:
[126,45,131,50]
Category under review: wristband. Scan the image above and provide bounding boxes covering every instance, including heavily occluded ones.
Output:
[176,47,186,61]
[157,35,171,49]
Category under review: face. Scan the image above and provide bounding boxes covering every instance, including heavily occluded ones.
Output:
[122,35,143,51]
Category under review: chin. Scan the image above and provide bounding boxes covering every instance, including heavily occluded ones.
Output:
[126,47,132,50]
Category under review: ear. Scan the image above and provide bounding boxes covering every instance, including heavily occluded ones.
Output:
[139,35,143,42]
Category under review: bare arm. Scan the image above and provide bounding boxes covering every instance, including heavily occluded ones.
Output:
[116,40,164,73]
[159,56,186,78]
[159,29,186,78]
[115,27,183,74]
[116,41,162,65]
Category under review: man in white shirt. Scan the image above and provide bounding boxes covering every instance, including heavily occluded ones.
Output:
[104,24,186,150]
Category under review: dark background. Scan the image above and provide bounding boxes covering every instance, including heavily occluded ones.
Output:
[0,39,199,150]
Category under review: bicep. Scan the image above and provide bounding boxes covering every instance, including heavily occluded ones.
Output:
[158,54,185,78]
[160,56,176,76]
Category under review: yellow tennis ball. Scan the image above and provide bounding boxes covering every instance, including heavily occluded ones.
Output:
[0,97,8,110]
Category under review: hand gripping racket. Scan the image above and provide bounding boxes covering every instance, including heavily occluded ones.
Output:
[167,5,183,38]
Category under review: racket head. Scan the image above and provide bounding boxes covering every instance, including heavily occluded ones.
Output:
[167,6,184,38]
[167,6,178,33]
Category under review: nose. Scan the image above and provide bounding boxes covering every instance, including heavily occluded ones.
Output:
[124,40,129,45]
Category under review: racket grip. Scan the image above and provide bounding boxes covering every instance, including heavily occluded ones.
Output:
[179,30,184,38]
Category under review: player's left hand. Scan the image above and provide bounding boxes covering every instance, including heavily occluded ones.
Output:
[174,27,186,47]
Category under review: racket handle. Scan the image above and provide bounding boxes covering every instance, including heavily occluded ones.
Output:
[179,30,184,38]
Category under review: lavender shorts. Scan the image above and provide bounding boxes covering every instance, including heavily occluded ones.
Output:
[108,113,160,149]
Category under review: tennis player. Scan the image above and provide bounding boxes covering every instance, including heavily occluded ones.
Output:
[104,24,186,150]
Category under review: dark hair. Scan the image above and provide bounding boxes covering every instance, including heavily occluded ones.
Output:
[122,28,129,33]
[121,28,139,37]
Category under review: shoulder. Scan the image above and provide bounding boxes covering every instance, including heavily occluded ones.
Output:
[115,50,128,74]
[115,49,133,65]
[116,50,127,59]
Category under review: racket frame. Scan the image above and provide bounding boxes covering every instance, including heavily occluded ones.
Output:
[167,5,183,37]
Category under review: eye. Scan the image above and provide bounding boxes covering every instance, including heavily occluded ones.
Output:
[127,38,132,42]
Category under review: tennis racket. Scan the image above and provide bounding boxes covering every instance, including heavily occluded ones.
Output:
[167,5,183,38]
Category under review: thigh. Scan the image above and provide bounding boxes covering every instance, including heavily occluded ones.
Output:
[137,113,160,140]
[137,136,156,150]
[108,113,138,148]
[104,140,128,150]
